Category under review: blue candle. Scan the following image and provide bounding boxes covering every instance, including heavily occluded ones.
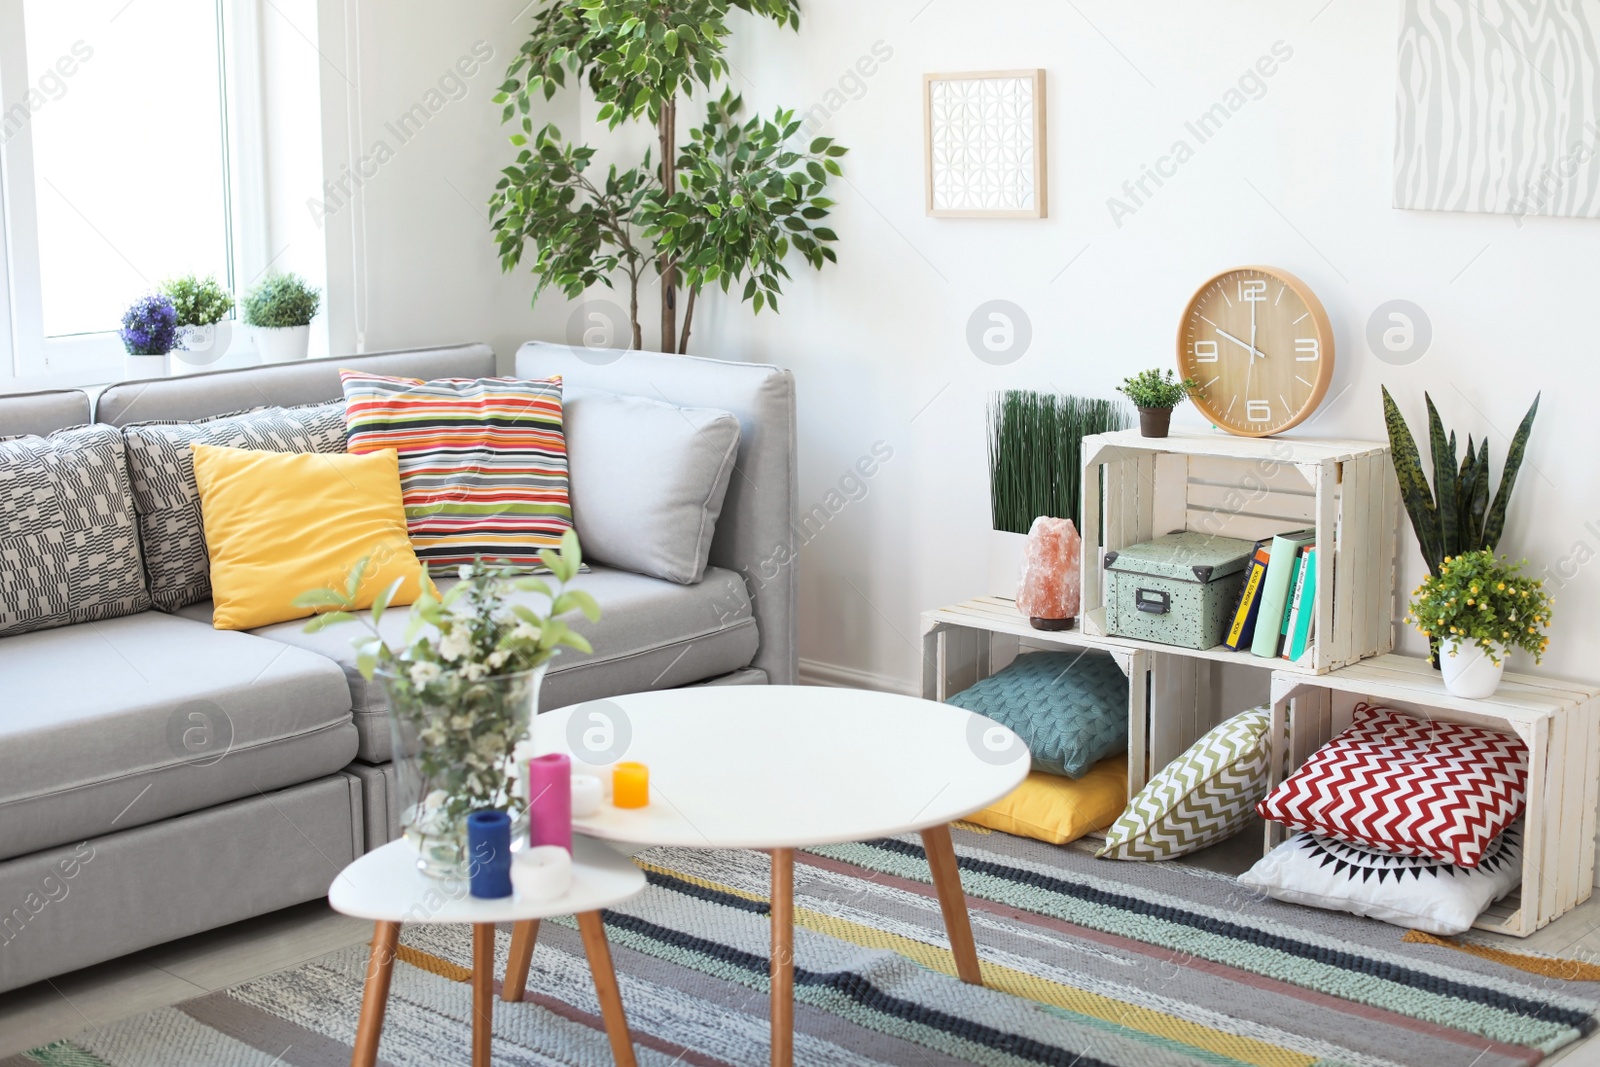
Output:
[466,809,513,898]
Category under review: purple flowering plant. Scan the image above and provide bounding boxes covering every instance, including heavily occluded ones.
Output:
[120,294,180,355]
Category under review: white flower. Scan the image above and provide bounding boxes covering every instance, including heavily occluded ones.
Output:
[409,662,441,687]
[449,714,472,731]
[487,648,511,669]
[438,630,471,662]
[463,662,488,682]
[511,622,540,642]
[458,565,473,581]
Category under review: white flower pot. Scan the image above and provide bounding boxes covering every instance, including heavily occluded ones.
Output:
[255,324,311,363]
[1440,638,1506,698]
[172,321,232,374]
[988,529,1029,600]
[122,352,168,379]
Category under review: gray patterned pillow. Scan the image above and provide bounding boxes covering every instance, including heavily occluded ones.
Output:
[122,402,348,611]
[0,425,151,637]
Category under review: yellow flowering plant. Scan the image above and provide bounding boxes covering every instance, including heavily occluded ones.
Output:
[1405,549,1552,667]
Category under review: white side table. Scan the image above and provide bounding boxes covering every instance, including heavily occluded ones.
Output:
[329,836,646,1067]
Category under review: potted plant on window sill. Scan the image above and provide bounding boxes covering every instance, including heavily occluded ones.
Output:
[119,293,180,379]
[163,273,236,375]
[1405,550,1552,697]
[244,271,321,362]
[1117,368,1197,439]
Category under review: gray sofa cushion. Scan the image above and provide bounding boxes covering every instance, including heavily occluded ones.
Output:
[181,564,759,762]
[564,386,741,585]
[122,402,348,610]
[0,425,150,638]
[95,343,497,426]
[0,388,91,437]
[0,611,356,861]
[516,343,796,684]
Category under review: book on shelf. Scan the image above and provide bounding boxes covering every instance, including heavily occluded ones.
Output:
[1283,544,1318,663]
[1250,528,1316,658]
[1222,540,1271,651]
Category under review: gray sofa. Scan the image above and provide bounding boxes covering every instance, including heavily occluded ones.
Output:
[0,341,796,994]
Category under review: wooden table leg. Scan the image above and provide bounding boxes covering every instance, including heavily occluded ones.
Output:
[921,824,983,985]
[502,919,540,1002]
[472,923,494,1067]
[576,911,638,1067]
[770,847,795,1067]
[351,921,399,1067]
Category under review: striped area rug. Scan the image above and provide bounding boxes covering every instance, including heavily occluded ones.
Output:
[12,827,1600,1067]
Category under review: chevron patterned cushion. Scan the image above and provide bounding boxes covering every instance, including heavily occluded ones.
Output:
[945,651,1128,779]
[1240,824,1523,935]
[1256,703,1527,867]
[1096,706,1272,861]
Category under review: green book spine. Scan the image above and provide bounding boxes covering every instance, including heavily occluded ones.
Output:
[1286,546,1319,661]
[1251,528,1316,658]
[1280,552,1305,637]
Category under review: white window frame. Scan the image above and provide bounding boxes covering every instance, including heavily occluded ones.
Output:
[0,0,267,387]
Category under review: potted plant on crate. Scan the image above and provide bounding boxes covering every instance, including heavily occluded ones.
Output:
[1406,550,1552,697]
[244,272,320,362]
[988,391,1127,598]
[163,273,235,373]
[119,293,180,379]
[1117,369,1196,438]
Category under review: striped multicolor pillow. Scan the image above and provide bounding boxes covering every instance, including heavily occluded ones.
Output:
[340,371,573,571]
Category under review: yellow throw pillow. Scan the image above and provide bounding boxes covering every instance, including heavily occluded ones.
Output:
[190,443,428,630]
[964,758,1128,845]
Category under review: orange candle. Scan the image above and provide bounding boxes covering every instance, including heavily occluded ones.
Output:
[612,762,649,808]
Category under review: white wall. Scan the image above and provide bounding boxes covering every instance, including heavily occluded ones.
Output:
[313,0,570,363]
[326,2,1598,696]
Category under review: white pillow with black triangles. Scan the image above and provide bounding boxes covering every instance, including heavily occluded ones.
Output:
[1239,823,1522,935]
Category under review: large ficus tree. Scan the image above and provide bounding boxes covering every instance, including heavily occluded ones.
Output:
[490,0,845,354]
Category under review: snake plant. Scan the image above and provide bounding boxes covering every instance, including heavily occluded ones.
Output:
[1380,386,1539,576]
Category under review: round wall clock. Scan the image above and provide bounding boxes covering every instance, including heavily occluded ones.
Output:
[1175,266,1334,437]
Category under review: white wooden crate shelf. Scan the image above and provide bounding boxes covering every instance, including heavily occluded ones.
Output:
[1079,428,1399,675]
[922,597,1233,799]
[1269,654,1600,937]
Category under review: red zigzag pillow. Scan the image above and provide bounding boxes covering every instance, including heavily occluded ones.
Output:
[1256,703,1526,868]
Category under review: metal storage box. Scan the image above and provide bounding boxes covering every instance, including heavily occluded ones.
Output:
[1103,532,1255,650]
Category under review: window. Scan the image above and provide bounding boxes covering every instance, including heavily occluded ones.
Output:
[0,0,262,383]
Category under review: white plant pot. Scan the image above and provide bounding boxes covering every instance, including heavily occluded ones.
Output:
[122,352,168,379]
[1440,638,1506,698]
[988,529,1029,600]
[172,321,232,374]
[255,324,311,363]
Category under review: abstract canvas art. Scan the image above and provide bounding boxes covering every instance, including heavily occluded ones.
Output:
[1394,0,1600,220]
[924,69,1047,218]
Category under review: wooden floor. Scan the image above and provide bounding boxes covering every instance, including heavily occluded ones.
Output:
[6,835,1600,1062]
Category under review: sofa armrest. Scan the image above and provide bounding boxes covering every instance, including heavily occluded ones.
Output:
[515,341,797,685]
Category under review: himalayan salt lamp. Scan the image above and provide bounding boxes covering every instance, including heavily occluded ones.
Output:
[1016,516,1081,630]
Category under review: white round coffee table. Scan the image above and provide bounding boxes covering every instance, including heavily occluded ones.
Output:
[520,685,1029,1067]
[330,835,646,1067]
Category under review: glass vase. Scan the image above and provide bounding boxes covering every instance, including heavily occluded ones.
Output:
[380,663,547,878]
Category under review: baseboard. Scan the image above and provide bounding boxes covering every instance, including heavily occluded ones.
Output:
[798,657,920,697]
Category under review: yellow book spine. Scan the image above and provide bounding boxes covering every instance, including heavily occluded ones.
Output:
[1225,562,1265,647]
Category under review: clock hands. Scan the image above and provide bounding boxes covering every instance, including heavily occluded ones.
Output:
[1210,324,1267,360]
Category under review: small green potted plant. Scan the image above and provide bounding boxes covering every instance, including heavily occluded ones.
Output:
[1405,550,1552,697]
[243,272,321,362]
[162,273,235,373]
[1117,368,1197,438]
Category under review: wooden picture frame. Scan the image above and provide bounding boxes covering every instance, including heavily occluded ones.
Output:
[923,69,1047,218]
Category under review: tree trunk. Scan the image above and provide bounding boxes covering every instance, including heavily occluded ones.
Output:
[628,274,642,350]
[657,97,677,355]
[678,286,697,354]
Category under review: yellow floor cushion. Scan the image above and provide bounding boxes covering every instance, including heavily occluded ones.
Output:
[964,757,1128,845]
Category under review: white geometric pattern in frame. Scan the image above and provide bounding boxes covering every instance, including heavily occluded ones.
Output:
[925,69,1047,218]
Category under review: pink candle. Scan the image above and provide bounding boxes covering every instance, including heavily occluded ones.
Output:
[528,753,572,853]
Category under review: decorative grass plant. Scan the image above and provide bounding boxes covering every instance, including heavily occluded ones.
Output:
[989,391,1129,535]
